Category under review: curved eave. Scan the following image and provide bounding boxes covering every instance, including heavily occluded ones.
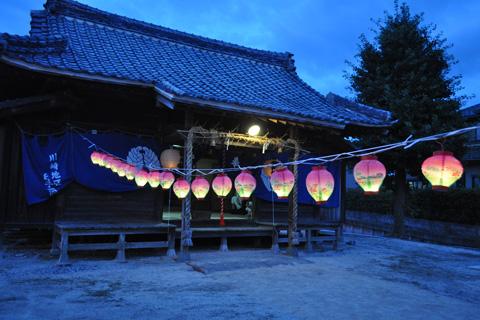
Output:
[1,55,390,130]
[0,55,151,88]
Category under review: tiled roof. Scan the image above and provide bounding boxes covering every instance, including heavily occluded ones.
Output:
[0,0,393,129]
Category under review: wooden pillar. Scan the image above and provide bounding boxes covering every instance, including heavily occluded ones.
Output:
[286,127,299,257]
[337,160,346,248]
[0,123,9,258]
[178,114,194,262]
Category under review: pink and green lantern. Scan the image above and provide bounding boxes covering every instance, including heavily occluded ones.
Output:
[421,151,463,190]
[90,151,101,165]
[173,178,190,199]
[159,170,175,190]
[125,164,138,180]
[270,166,295,199]
[191,176,210,200]
[212,173,232,198]
[110,158,121,173]
[353,156,386,194]
[306,166,334,204]
[234,170,256,200]
[97,153,106,167]
[148,170,161,188]
[135,169,149,187]
[117,161,128,177]
[103,155,114,169]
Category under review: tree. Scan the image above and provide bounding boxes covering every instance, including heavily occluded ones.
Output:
[346,1,468,236]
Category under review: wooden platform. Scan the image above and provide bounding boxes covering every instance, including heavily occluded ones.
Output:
[51,222,176,266]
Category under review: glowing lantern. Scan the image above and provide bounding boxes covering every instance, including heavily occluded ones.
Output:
[270,166,295,199]
[91,151,100,165]
[160,149,181,169]
[159,170,175,190]
[191,176,210,200]
[125,164,138,180]
[97,153,106,167]
[212,173,232,198]
[306,166,335,204]
[173,178,190,199]
[148,170,161,188]
[421,151,463,190]
[103,155,114,169]
[117,161,128,177]
[135,169,149,187]
[110,158,121,173]
[234,170,256,200]
[353,156,386,194]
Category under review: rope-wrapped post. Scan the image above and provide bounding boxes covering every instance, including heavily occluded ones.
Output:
[219,144,226,226]
[179,127,196,261]
[286,139,299,257]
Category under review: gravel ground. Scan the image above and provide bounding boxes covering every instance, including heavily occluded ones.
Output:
[1,233,479,320]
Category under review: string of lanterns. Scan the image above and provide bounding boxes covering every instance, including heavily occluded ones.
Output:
[89,136,465,204]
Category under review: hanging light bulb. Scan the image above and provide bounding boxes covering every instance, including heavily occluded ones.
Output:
[125,164,138,180]
[306,166,335,204]
[135,169,149,187]
[270,166,295,199]
[212,173,232,198]
[148,170,161,188]
[158,170,175,190]
[173,178,190,199]
[353,156,386,194]
[191,176,210,200]
[234,170,257,200]
[422,151,463,190]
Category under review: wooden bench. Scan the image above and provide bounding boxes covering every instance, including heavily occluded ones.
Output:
[256,222,343,252]
[51,222,176,266]
[187,226,275,251]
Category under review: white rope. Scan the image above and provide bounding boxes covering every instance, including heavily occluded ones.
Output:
[28,123,479,177]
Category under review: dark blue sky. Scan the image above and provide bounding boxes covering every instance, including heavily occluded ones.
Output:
[2,0,479,107]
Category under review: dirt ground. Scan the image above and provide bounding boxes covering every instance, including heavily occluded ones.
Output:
[1,232,480,320]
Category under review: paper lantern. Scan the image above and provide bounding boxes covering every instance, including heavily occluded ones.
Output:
[234,170,256,200]
[90,151,100,165]
[212,173,232,198]
[422,151,463,190]
[160,149,181,169]
[191,176,210,200]
[353,156,386,194]
[135,169,149,187]
[173,178,190,199]
[97,153,106,167]
[117,161,128,177]
[125,164,138,180]
[103,155,114,169]
[148,170,161,188]
[270,166,295,199]
[306,166,335,204]
[158,170,175,190]
[110,158,121,173]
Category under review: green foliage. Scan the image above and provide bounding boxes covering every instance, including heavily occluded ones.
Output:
[346,1,468,177]
[409,189,480,225]
[345,189,394,215]
[346,188,480,225]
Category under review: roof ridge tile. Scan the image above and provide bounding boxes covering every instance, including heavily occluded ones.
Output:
[45,0,295,68]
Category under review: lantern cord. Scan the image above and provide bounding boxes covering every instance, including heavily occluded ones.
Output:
[72,124,480,177]
[167,187,171,225]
